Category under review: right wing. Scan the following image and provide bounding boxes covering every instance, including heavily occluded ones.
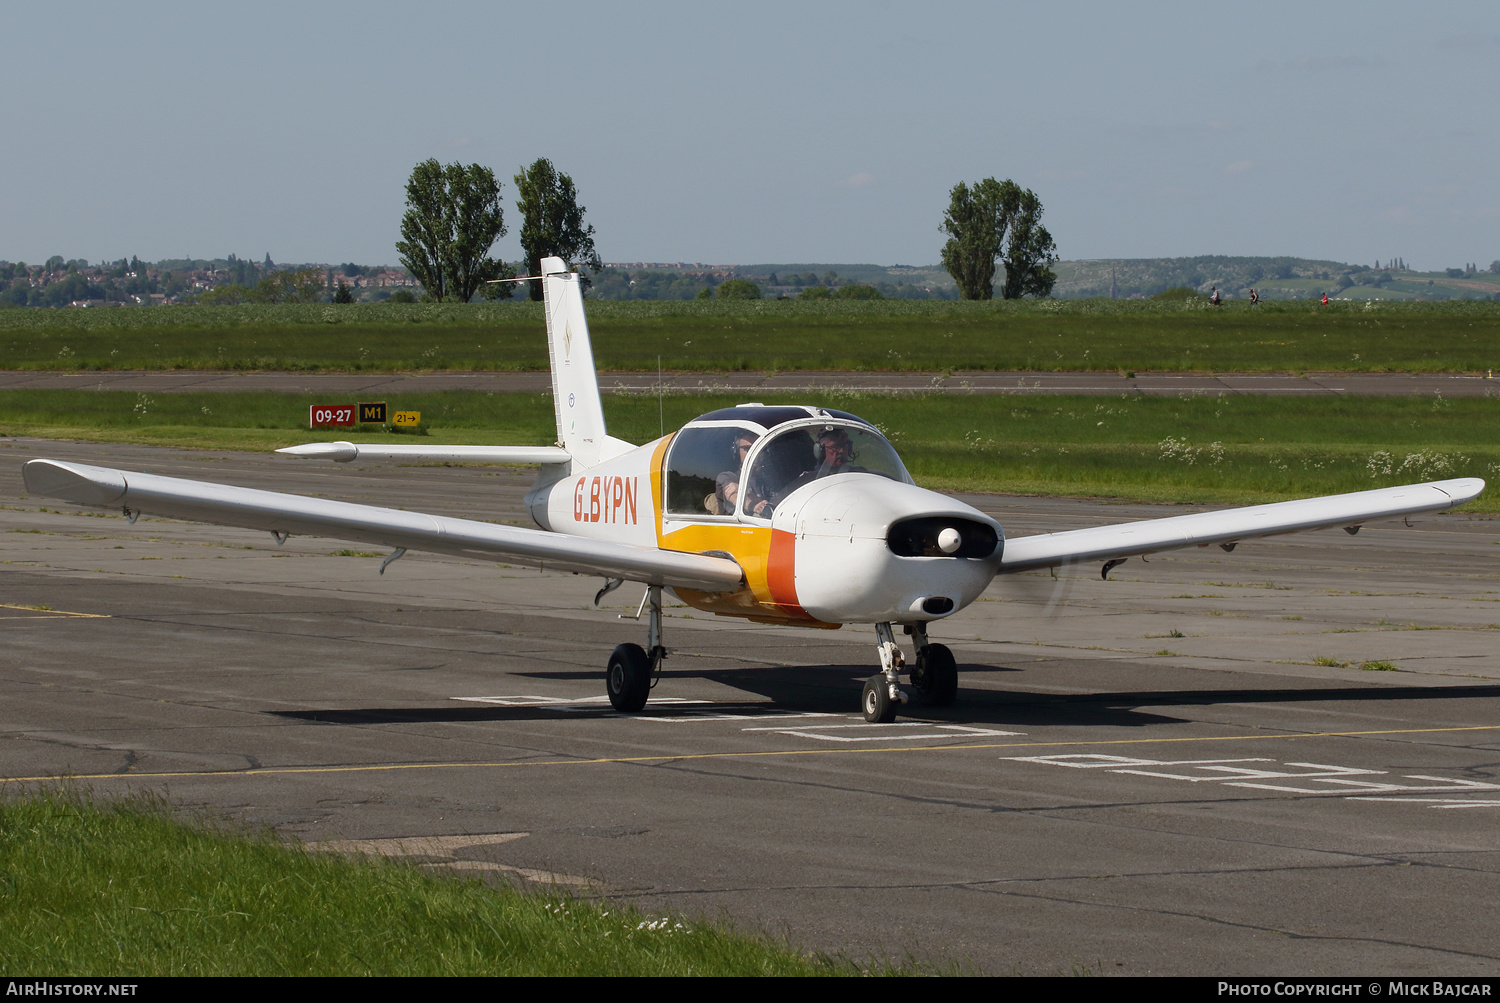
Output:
[22,459,743,593]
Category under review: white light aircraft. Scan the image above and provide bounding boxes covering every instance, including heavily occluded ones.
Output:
[23,258,1485,722]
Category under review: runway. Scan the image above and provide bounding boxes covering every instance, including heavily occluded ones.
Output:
[2,368,1498,397]
[2,437,1498,975]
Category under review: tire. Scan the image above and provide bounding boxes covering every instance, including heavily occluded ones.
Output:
[606,643,651,713]
[862,675,897,724]
[918,643,958,706]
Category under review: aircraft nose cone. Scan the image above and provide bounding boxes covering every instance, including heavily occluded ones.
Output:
[937,527,962,554]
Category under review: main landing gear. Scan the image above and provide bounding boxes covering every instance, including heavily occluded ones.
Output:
[861,622,957,723]
[606,585,668,712]
[601,593,954,725]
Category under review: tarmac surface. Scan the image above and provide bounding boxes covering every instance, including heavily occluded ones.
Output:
[3,368,1499,397]
[2,437,1498,975]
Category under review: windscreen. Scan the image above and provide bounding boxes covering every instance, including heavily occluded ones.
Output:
[740,424,910,518]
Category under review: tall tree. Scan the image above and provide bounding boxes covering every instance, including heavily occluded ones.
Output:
[998,186,1058,299]
[514,158,600,301]
[940,178,1058,300]
[395,159,512,303]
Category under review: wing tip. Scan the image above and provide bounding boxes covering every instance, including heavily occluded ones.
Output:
[22,459,128,506]
[276,441,357,462]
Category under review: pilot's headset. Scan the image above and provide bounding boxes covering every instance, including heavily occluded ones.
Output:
[814,426,853,464]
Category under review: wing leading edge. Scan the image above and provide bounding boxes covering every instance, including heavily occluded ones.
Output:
[997,477,1485,574]
[21,459,743,593]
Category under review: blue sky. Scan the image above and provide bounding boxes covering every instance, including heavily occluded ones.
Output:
[3,1,1496,270]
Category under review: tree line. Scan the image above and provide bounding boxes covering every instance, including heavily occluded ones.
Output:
[395,158,599,303]
[396,157,1061,303]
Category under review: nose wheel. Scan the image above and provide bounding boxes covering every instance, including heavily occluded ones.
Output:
[862,674,897,723]
[862,623,958,722]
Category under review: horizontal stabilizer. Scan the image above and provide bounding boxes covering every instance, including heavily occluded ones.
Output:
[999,477,1485,573]
[22,459,743,593]
[276,441,572,464]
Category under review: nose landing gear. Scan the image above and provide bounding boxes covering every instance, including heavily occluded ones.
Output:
[861,622,958,723]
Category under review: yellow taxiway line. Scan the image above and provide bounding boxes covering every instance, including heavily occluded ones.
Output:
[2,724,1497,784]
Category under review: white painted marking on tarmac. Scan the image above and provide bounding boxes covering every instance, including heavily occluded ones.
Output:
[1349,798,1500,809]
[451,694,834,720]
[452,694,708,708]
[634,709,834,723]
[1004,754,1500,803]
[753,721,1024,743]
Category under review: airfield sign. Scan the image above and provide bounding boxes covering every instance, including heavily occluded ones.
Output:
[309,402,405,428]
[308,405,355,428]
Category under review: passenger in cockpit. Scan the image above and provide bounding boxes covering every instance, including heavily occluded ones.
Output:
[714,431,761,515]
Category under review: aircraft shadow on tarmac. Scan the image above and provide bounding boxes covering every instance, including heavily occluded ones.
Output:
[268,659,1500,729]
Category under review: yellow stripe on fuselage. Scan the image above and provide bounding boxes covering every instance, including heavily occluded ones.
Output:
[648,433,838,628]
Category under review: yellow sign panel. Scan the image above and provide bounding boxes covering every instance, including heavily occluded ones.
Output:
[392,410,422,426]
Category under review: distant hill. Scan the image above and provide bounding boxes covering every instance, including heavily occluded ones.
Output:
[594,257,1500,302]
[1052,256,1500,301]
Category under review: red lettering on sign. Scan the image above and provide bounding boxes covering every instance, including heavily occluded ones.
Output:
[589,477,601,522]
[623,477,637,525]
[610,478,623,521]
[573,478,585,522]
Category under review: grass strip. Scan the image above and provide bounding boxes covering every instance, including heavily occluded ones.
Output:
[2,389,1495,511]
[1,298,1497,372]
[0,790,869,976]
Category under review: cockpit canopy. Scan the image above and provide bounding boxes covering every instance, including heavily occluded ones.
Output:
[664,404,913,520]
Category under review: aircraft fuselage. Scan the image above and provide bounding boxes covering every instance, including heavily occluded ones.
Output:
[529,406,1006,628]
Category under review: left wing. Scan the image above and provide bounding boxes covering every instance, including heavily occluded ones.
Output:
[275,442,572,464]
[999,477,1484,574]
[21,459,744,593]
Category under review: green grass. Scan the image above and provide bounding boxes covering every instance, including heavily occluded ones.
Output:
[0,791,866,976]
[3,389,1496,510]
[1,298,1498,372]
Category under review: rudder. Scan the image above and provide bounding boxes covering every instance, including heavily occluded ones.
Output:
[541,256,610,469]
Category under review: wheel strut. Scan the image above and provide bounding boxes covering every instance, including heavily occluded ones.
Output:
[644,584,668,680]
[863,622,909,723]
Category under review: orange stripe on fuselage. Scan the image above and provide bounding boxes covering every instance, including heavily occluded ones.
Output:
[767,529,799,608]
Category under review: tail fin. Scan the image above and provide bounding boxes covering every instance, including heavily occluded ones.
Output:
[541,256,626,469]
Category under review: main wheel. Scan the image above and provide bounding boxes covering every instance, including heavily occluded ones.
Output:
[606,643,651,712]
[914,643,958,706]
[862,675,897,724]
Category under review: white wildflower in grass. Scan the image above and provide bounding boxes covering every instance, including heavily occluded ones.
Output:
[964,429,994,450]
[1369,449,1469,481]
[636,917,690,934]
[1158,436,1221,466]
[1157,435,1193,463]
